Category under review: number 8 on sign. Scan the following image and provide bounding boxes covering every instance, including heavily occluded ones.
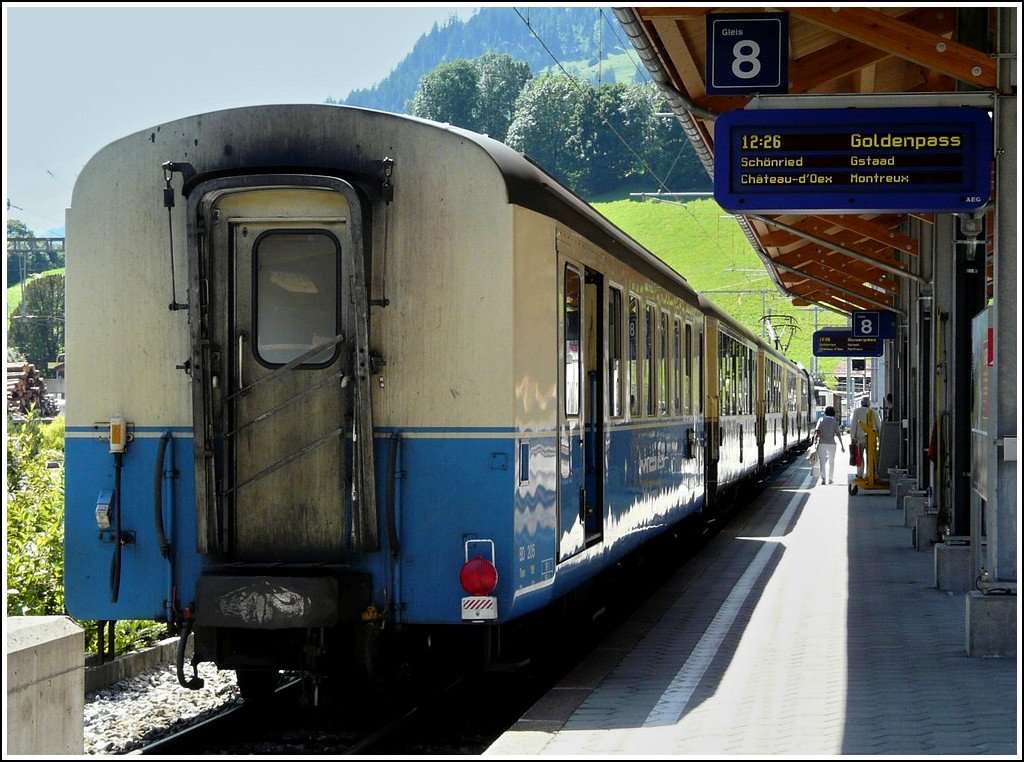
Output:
[732,40,762,79]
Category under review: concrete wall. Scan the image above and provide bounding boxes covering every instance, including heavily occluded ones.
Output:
[6,616,85,755]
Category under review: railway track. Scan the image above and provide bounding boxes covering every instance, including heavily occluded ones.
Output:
[135,466,792,754]
[136,666,524,754]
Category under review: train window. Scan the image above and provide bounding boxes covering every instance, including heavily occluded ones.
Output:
[254,230,339,366]
[748,348,755,415]
[744,346,753,415]
[564,265,581,417]
[773,363,781,414]
[608,287,623,418]
[720,336,731,416]
[659,310,669,416]
[698,328,704,411]
[645,303,655,417]
[683,322,692,415]
[673,317,682,415]
[628,296,639,417]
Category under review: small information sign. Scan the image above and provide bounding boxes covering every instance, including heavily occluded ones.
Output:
[813,329,883,358]
[706,12,788,95]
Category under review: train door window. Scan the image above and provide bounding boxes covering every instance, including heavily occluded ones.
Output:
[254,230,339,366]
[719,336,730,416]
[608,286,623,418]
[683,322,693,415]
[747,347,755,415]
[658,310,669,415]
[734,341,741,415]
[564,265,582,417]
[628,295,639,417]
[645,303,655,416]
[746,347,753,415]
[741,346,749,415]
[741,343,749,415]
[729,339,736,416]
[773,364,781,413]
[698,327,704,413]
[737,346,744,415]
[673,317,682,415]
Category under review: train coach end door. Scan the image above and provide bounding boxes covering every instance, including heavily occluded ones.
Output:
[558,258,606,562]
[188,176,377,561]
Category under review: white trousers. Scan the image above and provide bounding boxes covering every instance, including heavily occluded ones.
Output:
[817,443,838,483]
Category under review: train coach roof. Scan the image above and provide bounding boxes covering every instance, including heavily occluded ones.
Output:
[334,105,700,308]
[84,103,701,312]
[443,118,702,309]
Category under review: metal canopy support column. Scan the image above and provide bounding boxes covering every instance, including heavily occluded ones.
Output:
[953,213,988,537]
[964,5,1016,659]
[932,215,955,524]
[985,49,1017,591]
[911,217,935,495]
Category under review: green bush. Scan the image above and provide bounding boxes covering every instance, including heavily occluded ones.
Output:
[6,412,166,655]
[6,411,65,617]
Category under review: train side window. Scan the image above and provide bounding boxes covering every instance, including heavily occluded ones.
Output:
[659,310,669,416]
[608,286,623,418]
[719,336,730,416]
[629,295,639,417]
[747,347,755,415]
[254,230,339,366]
[773,363,781,413]
[683,321,691,415]
[697,328,704,412]
[645,303,655,417]
[745,346,752,414]
[564,265,582,417]
[673,317,682,416]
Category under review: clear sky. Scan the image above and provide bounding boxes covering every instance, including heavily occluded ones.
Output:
[3,3,480,237]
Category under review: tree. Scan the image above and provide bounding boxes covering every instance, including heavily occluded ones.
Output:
[506,74,586,189]
[409,53,532,144]
[7,272,64,371]
[7,219,65,288]
[577,82,649,196]
[409,59,480,128]
[473,52,532,142]
[637,86,711,192]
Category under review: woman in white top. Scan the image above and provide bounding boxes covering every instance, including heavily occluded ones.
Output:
[813,406,845,485]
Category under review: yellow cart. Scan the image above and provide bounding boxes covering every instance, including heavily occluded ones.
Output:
[849,409,889,495]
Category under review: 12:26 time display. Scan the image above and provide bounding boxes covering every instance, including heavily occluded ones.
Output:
[741,133,782,150]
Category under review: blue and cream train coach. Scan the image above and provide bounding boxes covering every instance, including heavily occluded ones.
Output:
[63,104,813,697]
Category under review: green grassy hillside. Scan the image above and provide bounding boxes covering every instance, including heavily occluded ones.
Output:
[7,268,65,318]
[593,196,847,382]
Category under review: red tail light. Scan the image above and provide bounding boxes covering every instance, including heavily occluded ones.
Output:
[460,556,498,596]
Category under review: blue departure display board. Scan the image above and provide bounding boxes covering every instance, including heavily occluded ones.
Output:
[714,107,992,214]
[813,329,883,358]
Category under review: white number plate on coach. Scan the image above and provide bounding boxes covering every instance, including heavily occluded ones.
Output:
[461,596,497,620]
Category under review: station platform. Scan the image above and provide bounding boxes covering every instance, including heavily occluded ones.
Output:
[485,450,1020,757]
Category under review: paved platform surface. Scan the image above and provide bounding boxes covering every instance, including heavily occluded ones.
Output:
[485,452,1020,757]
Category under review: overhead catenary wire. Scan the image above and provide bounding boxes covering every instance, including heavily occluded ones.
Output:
[512,7,728,249]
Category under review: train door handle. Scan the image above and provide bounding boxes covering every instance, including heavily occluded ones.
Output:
[237,331,248,392]
[578,486,586,523]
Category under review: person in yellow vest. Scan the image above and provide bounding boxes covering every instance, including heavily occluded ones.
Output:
[850,397,873,479]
